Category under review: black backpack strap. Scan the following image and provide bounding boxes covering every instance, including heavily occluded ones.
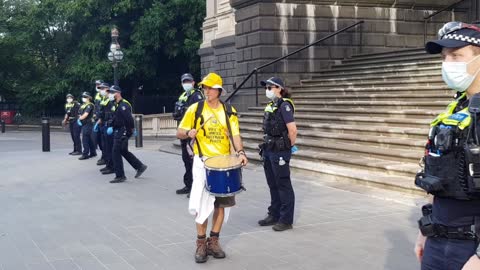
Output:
[221,101,237,153]
[193,101,205,158]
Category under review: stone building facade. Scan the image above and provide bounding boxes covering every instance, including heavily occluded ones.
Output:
[199,0,479,111]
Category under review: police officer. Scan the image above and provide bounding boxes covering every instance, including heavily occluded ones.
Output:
[94,82,110,166]
[107,85,147,183]
[77,92,96,160]
[414,22,480,270]
[99,84,116,175]
[257,77,297,232]
[62,94,82,155]
[93,80,105,165]
[173,73,204,196]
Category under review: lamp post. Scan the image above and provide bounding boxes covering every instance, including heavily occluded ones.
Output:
[108,27,124,86]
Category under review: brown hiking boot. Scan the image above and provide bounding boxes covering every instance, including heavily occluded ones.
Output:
[207,236,226,258]
[195,238,208,263]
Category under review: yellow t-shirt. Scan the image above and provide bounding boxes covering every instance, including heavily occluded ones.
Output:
[179,102,240,157]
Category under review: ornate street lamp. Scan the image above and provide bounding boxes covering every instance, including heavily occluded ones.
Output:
[108,27,124,86]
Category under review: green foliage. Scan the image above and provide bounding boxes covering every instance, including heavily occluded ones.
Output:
[0,0,205,114]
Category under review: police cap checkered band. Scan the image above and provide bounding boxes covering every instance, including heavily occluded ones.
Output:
[95,80,104,84]
[426,23,480,54]
[260,77,285,89]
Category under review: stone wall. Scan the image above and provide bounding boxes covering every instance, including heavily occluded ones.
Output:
[200,0,473,111]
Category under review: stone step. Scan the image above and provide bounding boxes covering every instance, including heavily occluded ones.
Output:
[292,85,450,96]
[291,100,448,110]
[346,49,432,63]
[242,143,420,193]
[329,60,442,73]
[291,92,450,102]
[350,48,424,59]
[242,140,418,178]
[239,120,428,140]
[336,55,439,68]
[240,111,431,128]
[314,64,441,78]
[297,78,444,89]
[241,129,425,151]
[244,133,421,163]
[246,107,442,119]
[302,72,441,85]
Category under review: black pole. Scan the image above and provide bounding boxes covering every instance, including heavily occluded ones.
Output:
[42,117,50,152]
[1,119,5,133]
[135,115,143,148]
[113,63,119,87]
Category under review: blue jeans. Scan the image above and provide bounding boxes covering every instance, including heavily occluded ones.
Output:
[422,237,476,270]
[263,150,295,224]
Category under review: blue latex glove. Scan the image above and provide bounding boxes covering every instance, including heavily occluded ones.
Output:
[133,128,138,137]
[291,145,298,154]
[77,119,83,127]
[106,127,113,135]
[93,123,99,133]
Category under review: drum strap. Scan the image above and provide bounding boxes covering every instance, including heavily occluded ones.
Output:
[193,101,237,158]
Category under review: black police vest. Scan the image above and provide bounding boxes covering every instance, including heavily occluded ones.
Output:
[263,98,294,152]
[416,93,480,200]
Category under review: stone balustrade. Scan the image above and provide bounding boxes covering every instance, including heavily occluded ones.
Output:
[137,113,177,137]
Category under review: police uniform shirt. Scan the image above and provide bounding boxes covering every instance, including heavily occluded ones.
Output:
[278,100,295,124]
[178,102,240,158]
[186,89,204,107]
[65,102,80,122]
[433,97,480,227]
[78,102,94,123]
[93,92,103,119]
[112,99,134,133]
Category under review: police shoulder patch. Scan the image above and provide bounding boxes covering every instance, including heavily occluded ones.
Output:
[198,94,202,99]
[122,106,126,111]
[285,105,291,112]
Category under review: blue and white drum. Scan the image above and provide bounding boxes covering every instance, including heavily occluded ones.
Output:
[204,155,244,197]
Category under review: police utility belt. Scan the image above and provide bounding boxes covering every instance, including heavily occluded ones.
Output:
[418,204,478,240]
[262,134,291,152]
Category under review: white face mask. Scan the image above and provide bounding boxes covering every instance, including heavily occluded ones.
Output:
[66,98,73,103]
[95,87,100,92]
[442,55,480,92]
[265,89,276,100]
[108,93,115,101]
[182,83,194,91]
[100,90,107,96]
[82,98,88,103]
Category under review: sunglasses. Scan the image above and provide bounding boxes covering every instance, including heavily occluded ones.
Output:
[265,85,278,90]
[438,21,480,39]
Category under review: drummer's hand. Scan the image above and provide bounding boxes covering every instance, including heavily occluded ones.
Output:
[187,129,197,139]
[239,153,248,166]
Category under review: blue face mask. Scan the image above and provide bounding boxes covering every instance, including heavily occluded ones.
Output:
[182,83,194,91]
[442,55,480,92]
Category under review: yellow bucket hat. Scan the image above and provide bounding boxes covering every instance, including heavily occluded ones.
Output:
[198,73,226,96]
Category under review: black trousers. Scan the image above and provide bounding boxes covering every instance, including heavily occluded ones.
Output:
[180,139,193,189]
[103,126,114,169]
[70,121,82,152]
[81,123,96,156]
[263,150,295,225]
[94,123,103,156]
[422,237,476,270]
[112,128,143,177]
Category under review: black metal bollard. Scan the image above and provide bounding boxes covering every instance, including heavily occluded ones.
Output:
[42,117,50,152]
[1,119,5,133]
[135,115,143,148]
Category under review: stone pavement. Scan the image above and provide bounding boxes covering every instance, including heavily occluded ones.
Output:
[0,131,426,270]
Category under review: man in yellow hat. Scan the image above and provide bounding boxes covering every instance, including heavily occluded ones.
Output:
[176,72,248,263]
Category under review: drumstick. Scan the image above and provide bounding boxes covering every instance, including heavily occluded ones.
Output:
[199,115,214,129]
[191,115,214,138]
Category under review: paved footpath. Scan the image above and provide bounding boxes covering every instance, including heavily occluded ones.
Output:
[0,131,426,270]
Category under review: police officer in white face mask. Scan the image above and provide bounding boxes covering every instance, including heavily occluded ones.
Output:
[414,22,480,270]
